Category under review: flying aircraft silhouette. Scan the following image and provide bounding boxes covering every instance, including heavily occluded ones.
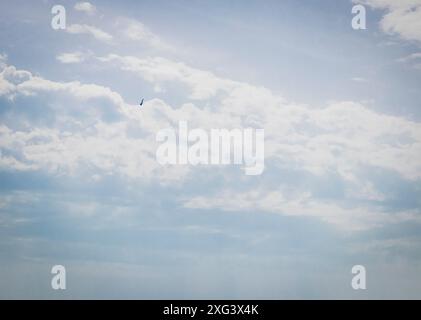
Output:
[139,98,144,107]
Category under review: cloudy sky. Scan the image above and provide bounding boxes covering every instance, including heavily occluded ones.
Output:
[1,0,421,299]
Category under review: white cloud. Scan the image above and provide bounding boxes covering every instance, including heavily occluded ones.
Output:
[96,54,421,181]
[117,18,173,51]
[1,56,421,230]
[66,24,113,43]
[3,55,421,183]
[0,61,190,184]
[16,77,124,107]
[183,189,421,231]
[74,2,96,15]
[398,52,421,62]
[56,52,86,64]
[397,52,421,70]
[0,75,15,96]
[356,0,421,42]
[351,77,368,82]
[0,61,121,105]
[0,62,31,97]
[97,54,252,100]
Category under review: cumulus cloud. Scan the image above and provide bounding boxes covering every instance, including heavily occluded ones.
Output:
[0,60,191,183]
[4,54,421,184]
[0,60,32,97]
[1,54,421,231]
[356,0,421,42]
[0,59,123,107]
[2,1,421,300]
[93,53,421,230]
[96,54,421,180]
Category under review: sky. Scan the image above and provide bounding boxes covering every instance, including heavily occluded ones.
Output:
[0,0,421,299]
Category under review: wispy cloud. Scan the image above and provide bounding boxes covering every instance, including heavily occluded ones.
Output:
[351,77,368,82]
[397,52,421,70]
[116,18,174,51]
[56,51,86,64]
[66,24,113,43]
[398,52,421,62]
